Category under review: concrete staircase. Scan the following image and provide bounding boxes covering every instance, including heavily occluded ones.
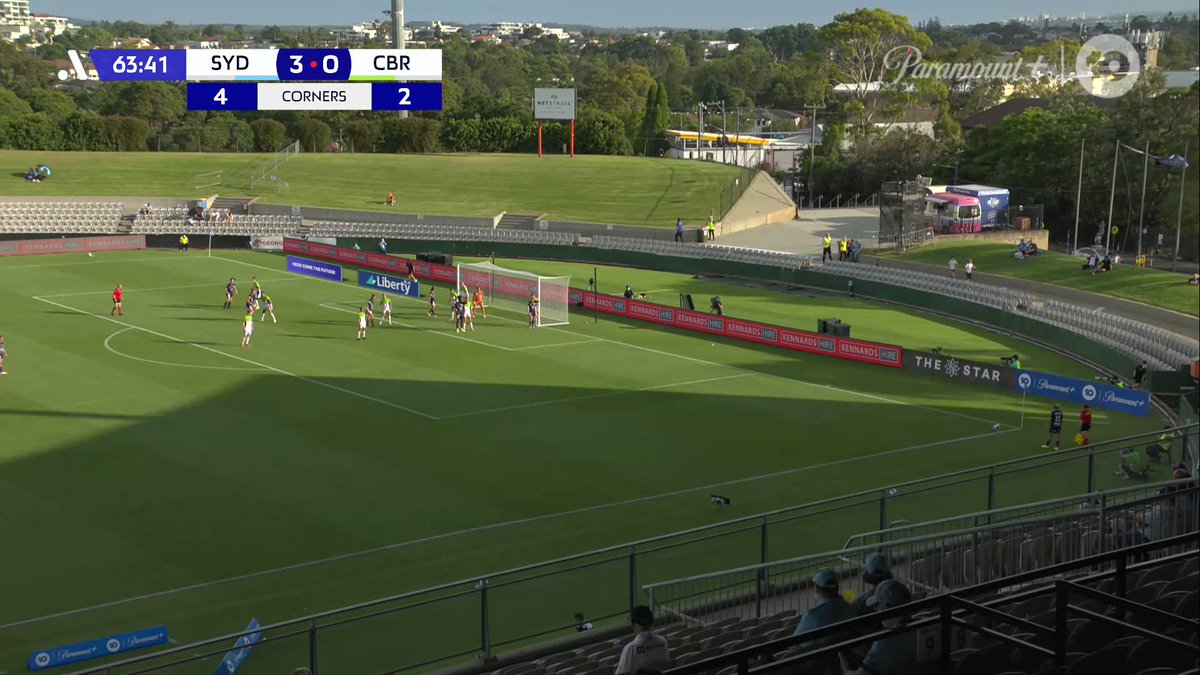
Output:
[497,213,542,230]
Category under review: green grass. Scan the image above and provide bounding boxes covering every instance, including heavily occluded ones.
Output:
[882,241,1200,317]
[0,151,736,226]
[0,250,1162,673]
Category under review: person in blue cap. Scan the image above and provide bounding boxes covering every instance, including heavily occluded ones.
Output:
[793,567,856,650]
[841,579,916,675]
[851,554,894,616]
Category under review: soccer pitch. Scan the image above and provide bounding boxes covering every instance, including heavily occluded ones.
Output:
[0,249,1161,672]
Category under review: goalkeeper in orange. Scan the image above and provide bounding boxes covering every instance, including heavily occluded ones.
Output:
[472,287,487,318]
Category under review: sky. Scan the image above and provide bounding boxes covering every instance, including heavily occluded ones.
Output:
[39,0,1197,28]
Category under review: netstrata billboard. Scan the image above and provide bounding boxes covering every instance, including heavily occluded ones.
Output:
[903,350,1015,389]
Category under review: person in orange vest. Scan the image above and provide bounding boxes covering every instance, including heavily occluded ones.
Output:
[386,192,396,206]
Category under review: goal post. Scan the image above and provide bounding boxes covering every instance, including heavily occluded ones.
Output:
[456,261,570,327]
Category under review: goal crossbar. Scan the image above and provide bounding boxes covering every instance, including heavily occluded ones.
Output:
[456,261,570,327]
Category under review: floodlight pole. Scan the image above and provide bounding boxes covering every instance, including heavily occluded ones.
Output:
[390,0,408,119]
[1173,142,1189,272]
[1105,141,1119,254]
[1137,140,1149,258]
[1072,137,1084,254]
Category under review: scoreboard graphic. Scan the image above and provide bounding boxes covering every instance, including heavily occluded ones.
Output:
[86,49,443,112]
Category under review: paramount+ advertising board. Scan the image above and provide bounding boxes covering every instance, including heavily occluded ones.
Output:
[903,350,1016,390]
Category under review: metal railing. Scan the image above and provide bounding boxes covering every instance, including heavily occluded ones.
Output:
[718,167,758,221]
[661,535,1199,675]
[63,426,1194,674]
[643,482,1198,624]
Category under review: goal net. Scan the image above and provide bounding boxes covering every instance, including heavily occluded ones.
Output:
[457,262,570,327]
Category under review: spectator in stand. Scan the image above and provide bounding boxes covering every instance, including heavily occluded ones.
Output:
[1114,447,1149,480]
[850,554,893,616]
[793,568,856,649]
[615,606,669,675]
[948,256,958,279]
[675,218,685,243]
[840,580,916,675]
[850,240,862,263]
[964,259,975,281]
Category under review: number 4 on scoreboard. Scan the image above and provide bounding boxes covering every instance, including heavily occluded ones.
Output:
[213,87,228,106]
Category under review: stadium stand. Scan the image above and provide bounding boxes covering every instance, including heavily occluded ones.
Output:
[130,207,303,236]
[818,260,1199,370]
[0,201,123,234]
[465,479,1196,675]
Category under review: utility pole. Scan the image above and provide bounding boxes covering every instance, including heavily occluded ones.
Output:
[390,0,408,119]
[1105,140,1119,254]
[1072,137,1085,254]
[1173,142,1189,272]
[1137,139,1149,259]
[698,102,705,156]
[804,103,826,209]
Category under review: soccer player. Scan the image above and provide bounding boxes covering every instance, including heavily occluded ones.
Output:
[357,307,368,340]
[245,293,258,314]
[366,294,376,328]
[111,284,123,316]
[473,287,487,318]
[240,309,254,348]
[1042,404,1064,450]
[462,298,475,333]
[1079,405,1093,445]
[380,294,393,326]
[528,293,539,328]
[223,278,237,310]
[427,287,437,317]
[0,335,7,375]
[260,294,276,323]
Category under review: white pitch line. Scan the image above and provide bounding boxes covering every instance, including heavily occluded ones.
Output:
[32,296,438,421]
[437,374,750,421]
[319,302,517,352]
[0,426,1015,631]
[507,338,603,351]
[37,276,301,299]
[104,327,266,372]
[0,253,205,271]
[214,254,1005,427]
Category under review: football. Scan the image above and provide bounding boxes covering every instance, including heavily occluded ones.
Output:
[992,423,1002,431]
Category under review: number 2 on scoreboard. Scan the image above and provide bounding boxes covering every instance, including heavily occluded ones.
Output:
[397,87,411,106]
[213,87,228,106]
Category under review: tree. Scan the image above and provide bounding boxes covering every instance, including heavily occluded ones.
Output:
[346,120,382,152]
[95,82,185,134]
[60,111,110,151]
[521,25,544,40]
[639,82,670,155]
[578,112,631,155]
[759,24,821,62]
[102,116,151,151]
[379,117,441,153]
[820,9,933,130]
[294,118,331,153]
[478,117,531,152]
[27,89,77,119]
[441,119,482,152]
[1,113,63,149]
[0,86,32,117]
[251,118,288,152]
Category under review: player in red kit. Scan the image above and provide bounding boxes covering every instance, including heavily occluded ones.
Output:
[111,284,124,316]
[1079,405,1093,445]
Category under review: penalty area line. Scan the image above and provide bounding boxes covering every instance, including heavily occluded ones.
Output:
[0,426,1014,631]
[31,296,437,421]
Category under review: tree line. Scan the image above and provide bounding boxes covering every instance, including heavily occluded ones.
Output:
[0,10,1196,246]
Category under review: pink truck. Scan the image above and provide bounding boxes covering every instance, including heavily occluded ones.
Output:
[923,192,982,234]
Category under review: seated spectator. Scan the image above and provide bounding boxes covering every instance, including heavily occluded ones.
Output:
[1114,448,1148,480]
[1017,239,1028,255]
[1190,273,1199,286]
[624,285,635,300]
[1027,241,1039,255]
[1082,254,1097,271]
[1099,256,1113,273]
[840,580,916,675]
[793,568,856,648]
[616,606,669,675]
[850,554,893,616]
[575,612,594,632]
